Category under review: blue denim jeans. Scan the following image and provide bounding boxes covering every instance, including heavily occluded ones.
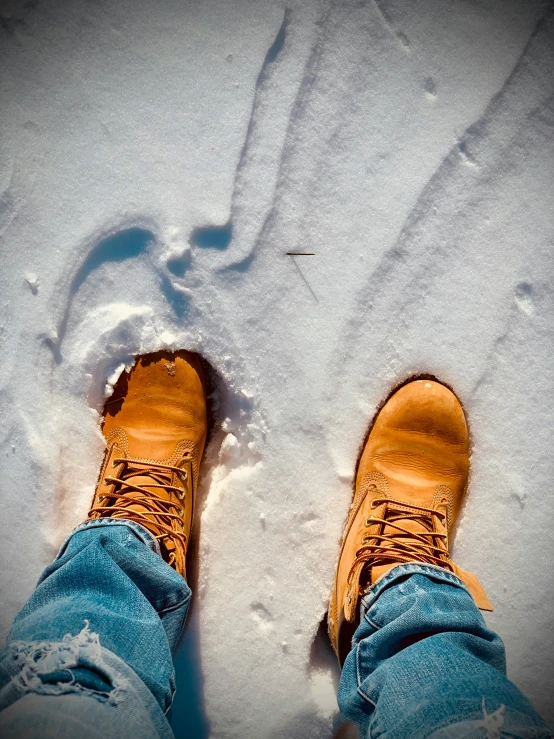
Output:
[339,564,551,738]
[0,522,550,738]
[0,520,189,739]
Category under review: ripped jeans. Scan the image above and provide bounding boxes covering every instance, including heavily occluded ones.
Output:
[0,520,189,739]
[0,523,550,739]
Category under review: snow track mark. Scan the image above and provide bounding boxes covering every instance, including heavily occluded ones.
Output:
[45,226,156,362]
[192,9,293,272]
[325,4,554,430]
[372,0,411,52]
[250,602,274,631]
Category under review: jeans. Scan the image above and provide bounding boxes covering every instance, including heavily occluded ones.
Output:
[339,564,551,738]
[0,520,190,739]
[0,522,550,738]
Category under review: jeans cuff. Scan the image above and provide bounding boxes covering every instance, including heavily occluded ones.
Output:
[55,519,162,561]
[360,563,471,615]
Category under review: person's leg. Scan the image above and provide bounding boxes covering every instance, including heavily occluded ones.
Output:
[338,564,550,738]
[328,379,551,738]
[0,520,189,739]
[0,351,208,739]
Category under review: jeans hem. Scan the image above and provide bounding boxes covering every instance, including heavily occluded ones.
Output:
[360,563,472,615]
[56,519,162,560]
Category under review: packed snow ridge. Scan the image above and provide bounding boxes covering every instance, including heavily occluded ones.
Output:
[1,1,553,737]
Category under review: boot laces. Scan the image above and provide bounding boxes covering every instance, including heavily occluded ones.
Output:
[88,456,191,564]
[347,491,453,585]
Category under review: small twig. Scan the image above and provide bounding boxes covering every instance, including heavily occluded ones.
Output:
[288,254,318,302]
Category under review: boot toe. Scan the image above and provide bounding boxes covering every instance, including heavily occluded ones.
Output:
[377,379,468,449]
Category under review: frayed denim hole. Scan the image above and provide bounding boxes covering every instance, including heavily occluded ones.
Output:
[38,669,75,685]
[70,666,114,694]
[36,666,114,696]
[8,621,127,706]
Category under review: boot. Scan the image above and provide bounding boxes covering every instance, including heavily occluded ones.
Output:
[328,379,492,663]
[88,351,207,577]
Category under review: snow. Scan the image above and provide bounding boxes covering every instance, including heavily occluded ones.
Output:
[1,0,553,737]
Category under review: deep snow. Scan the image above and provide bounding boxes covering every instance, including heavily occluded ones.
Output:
[1,0,553,737]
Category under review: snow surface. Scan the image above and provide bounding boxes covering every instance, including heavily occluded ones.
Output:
[1,0,553,736]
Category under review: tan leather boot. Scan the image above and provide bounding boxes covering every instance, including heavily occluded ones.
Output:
[88,351,207,578]
[328,379,492,663]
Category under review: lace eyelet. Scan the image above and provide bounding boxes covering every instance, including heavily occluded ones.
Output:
[365,517,374,526]
[177,490,185,500]
[370,499,380,509]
